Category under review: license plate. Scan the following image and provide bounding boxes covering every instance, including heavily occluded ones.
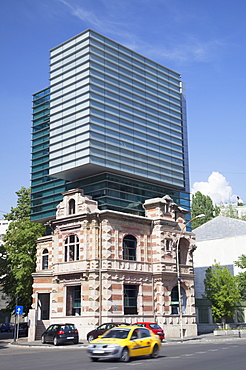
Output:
[67,336,74,339]
[93,350,104,354]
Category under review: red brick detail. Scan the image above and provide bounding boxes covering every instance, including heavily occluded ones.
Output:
[142,286,152,292]
[143,306,153,311]
[33,278,52,284]
[111,284,122,290]
[111,294,122,301]
[111,305,122,311]
[142,295,152,302]
[33,287,51,293]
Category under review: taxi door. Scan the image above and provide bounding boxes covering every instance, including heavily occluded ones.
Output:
[138,328,152,355]
[129,329,150,357]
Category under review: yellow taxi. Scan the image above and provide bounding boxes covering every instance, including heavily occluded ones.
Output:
[87,325,161,362]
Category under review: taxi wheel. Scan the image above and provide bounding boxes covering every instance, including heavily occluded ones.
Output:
[88,335,94,342]
[150,344,159,358]
[120,347,129,362]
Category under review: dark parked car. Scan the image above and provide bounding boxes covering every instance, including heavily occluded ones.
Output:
[87,322,129,342]
[13,322,28,337]
[41,323,79,346]
[18,322,28,337]
[0,323,14,332]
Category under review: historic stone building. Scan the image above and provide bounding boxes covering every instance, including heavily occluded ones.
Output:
[28,189,197,341]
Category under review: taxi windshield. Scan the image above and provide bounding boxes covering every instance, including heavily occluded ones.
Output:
[103,329,130,339]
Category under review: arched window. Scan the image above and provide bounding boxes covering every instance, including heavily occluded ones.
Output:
[68,199,75,215]
[123,235,137,261]
[42,249,49,270]
[165,203,169,213]
[178,238,189,265]
[171,286,186,314]
[64,235,80,262]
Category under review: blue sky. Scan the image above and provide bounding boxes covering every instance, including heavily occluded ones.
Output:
[1,0,246,215]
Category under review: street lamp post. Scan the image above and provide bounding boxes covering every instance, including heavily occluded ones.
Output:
[176,214,205,342]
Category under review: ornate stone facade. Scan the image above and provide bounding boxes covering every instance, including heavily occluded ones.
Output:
[29,189,197,341]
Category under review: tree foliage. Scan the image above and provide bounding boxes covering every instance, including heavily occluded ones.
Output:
[220,204,239,219]
[219,204,246,221]
[191,191,220,229]
[0,187,45,315]
[203,262,240,326]
[234,254,246,299]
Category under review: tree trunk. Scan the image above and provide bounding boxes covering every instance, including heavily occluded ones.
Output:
[222,317,226,329]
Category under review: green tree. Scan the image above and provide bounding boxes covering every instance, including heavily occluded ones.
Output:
[191,191,220,229]
[234,254,246,299]
[0,187,45,315]
[220,204,239,219]
[203,262,240,327]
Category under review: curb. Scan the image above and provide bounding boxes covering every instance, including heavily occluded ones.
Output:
[9,340,88,348]
[8,334,246,348]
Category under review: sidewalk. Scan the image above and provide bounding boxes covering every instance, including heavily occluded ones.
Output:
[9,332,246,348]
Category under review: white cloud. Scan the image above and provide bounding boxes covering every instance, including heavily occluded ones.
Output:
[191,172,242,204]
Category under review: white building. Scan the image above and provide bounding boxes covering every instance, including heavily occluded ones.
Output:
[193,216,246,333]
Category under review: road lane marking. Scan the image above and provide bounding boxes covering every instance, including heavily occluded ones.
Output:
[128,362,142,366]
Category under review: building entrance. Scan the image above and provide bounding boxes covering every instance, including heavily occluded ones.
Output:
[38,293,50,320]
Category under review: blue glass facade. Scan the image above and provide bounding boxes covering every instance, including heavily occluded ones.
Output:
[31,88,66,221]
[31,30,190,222]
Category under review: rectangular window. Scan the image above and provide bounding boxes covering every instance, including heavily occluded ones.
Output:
[124,284,138,315]
[66,285,81,316]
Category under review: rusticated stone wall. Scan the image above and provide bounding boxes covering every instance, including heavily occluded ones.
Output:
[29,189,197,341]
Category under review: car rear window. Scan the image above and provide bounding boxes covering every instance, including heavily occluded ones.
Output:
[60,324,76,331]
[149,324,162,330]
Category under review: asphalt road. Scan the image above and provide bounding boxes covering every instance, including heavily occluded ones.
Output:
[1,334,246,370]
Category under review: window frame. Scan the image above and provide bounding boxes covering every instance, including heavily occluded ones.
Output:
[42,248,49,270]
[64,234,80,262]
[68,198,76,214]
[123,234,137,261]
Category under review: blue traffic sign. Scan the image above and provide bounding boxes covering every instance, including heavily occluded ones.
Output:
[15,306,23,315]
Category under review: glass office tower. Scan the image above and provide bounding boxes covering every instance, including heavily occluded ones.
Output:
[31,88,67,221]
[31,29,190,222]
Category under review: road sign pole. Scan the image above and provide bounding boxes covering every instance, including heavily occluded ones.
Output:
[17,314,20,341]
[13,294,18,342]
